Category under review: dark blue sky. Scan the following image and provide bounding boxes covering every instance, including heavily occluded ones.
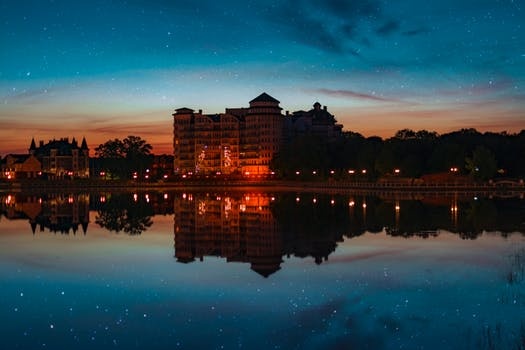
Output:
[1,0,524,153]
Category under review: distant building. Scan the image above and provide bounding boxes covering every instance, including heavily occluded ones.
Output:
[172,93,341,176]
[150,154,174,179]
[1,154,41,179]
[29,137,90,179]
[284,102,343,140]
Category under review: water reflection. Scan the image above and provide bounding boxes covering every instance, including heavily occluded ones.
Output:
[1,191,525,349]
[0,193,90,234]
[94,193,154,235]
[1,191,524,267]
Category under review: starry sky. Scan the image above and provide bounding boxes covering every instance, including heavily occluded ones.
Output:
[1,0,524,155]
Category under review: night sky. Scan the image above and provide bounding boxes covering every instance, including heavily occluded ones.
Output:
[1,0,524,154]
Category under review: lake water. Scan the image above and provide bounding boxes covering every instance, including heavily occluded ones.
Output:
[1,191,524,349]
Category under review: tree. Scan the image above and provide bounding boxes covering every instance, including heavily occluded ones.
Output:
[95,136,153,179]
[95,139,126,179]
[465,146,497,181]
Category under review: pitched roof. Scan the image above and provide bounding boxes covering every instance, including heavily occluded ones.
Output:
[80,137,88,150]
[175,107,195,113]
[249,92,280,104]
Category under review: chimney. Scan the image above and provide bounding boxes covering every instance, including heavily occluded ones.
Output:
[286,110,289,116]
[39,141,44,147]
[323,106,327,111]
[199,109,202,114]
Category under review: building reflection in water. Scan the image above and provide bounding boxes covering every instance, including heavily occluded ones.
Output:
[1,193,90,234]
[174,192,351,277]
[1,191,524,276]
[174,193,284,277]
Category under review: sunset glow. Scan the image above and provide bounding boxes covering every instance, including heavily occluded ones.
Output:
[1,1,523,155]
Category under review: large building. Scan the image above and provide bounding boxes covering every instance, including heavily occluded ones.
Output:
[29,137,90,179]
[172,93,342,176]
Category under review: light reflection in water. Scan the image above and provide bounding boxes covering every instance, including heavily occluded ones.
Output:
[0,191,524,349]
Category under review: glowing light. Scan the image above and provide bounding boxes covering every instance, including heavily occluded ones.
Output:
[330,170,335,175]
[349,201,355,207]
[240,204,246,212]
[271,196,275,201]
[163,174,168,179]
[361,169,367,174]
[68,196,74,204]
[164,193,168,199]
[182,193,187,199]
[133,193,138,202]
[145,194,150,203]
[100,196,106,203]
[313,198,317,203]
[395,205,400,211]
[295,171,300,175]
[394,169,400,174]
[330,199,335,205]
[362,203,367,208]
[296,197,300,202]
[312,170,317,175]
[348,170,355,174]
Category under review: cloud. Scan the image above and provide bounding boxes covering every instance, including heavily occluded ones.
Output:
[402,27,430,36]
[312,88,405,103]
[376,20,400,36]
[264,0,386,55]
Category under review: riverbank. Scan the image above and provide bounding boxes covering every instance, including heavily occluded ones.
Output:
[1,178,524,196]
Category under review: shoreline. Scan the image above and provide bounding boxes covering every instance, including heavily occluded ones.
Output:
[1,179,524,197]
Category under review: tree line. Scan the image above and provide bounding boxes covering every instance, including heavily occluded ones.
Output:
[271,128,525,181]
[94,129,525,181]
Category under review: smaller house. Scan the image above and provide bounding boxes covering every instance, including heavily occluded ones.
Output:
[1,154,41,179]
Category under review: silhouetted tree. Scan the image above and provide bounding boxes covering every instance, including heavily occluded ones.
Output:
[466,146,497,181]
[95,193,154,235]
[95,135,153,179]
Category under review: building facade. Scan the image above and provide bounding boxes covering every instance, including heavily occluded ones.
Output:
[172,93,342,176]
[173,93,283,176]
[1,154,41,179]
[29,137,90,179]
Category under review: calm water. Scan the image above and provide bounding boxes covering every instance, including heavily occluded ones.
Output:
[1,191,524,349]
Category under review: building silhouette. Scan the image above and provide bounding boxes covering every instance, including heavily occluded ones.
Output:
[172,93,342,176]
[29,137,90,178]
[285,102,343,140]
